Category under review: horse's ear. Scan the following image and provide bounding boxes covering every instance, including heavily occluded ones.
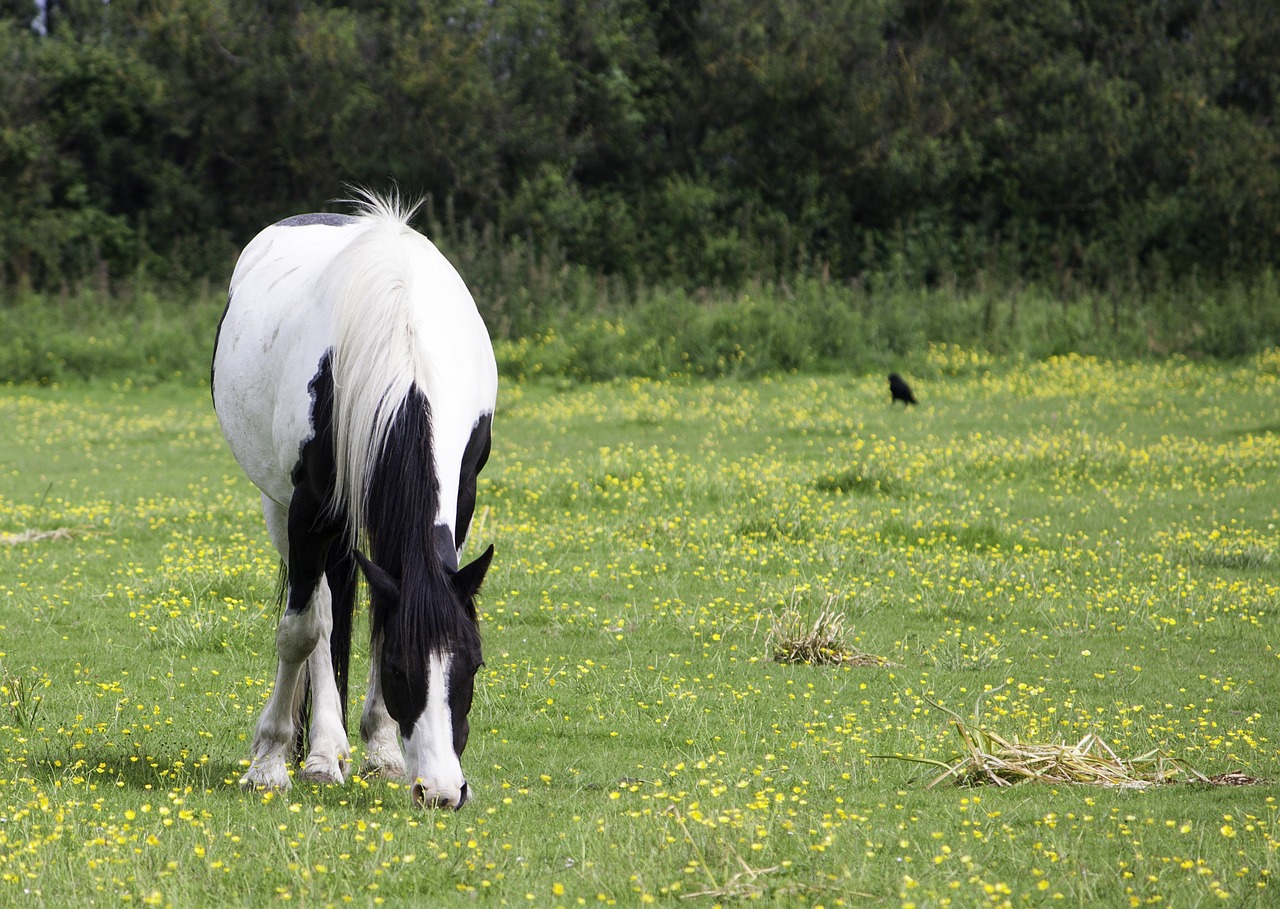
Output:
[453,544,494,607]
[354,551,399,604]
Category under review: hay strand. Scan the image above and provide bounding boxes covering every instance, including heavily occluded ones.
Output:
[0,527,78,545]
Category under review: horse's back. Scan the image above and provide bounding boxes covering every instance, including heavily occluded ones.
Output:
[213,216,365,503]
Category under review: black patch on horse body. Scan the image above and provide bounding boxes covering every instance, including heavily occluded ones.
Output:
[454,414,492,554]
[295,353,338,489]
[277,212,359,228]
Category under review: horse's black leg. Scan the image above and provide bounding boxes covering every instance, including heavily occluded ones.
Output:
[240,483,352,790]
[326,543,358,727]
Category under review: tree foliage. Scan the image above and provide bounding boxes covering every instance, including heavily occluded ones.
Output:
[0,0,1276,295]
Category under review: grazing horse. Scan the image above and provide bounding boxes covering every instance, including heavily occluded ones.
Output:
[211,192,496,809]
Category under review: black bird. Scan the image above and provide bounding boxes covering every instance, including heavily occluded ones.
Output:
[888,372,917,406]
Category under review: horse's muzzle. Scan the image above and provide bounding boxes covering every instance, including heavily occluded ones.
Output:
[411,780,468,811]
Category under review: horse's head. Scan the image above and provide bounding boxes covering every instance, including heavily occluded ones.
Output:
[357,544,493,809]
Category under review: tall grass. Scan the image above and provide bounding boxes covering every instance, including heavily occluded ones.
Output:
[3,225,1278,385]
[0,284,226,385]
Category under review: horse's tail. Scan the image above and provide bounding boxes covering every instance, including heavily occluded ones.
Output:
[320,189,430,545]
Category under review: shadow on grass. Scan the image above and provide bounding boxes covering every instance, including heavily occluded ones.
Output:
[22,744,248,794]
[1222,423,1280,438]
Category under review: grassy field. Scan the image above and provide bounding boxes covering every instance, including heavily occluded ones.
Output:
[1,348,1279,907]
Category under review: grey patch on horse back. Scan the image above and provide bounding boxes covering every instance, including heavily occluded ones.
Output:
[276,212,358,228]
[433,523,459,572]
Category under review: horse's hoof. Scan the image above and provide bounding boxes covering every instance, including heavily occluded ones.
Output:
[358,760,407,781]
[300,757,347,784]
[239,774,291,792]
[240,763,291,792]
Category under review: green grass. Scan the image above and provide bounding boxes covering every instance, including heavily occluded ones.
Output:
[1,350,1279,906]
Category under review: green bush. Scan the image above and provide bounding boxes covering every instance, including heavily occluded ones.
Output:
[0,288,223,385]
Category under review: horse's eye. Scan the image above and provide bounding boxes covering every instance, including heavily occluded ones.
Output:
[384,663,407,685]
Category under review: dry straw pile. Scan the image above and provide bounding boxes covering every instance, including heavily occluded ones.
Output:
[895,718,1268,790]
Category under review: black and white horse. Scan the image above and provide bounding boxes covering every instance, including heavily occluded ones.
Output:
[211,191,496,809]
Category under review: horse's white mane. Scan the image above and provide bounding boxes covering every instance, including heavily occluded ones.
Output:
[322,188,437,543]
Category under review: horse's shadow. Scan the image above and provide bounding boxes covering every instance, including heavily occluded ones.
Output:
[24,746,247,795]
[23,744,404,808]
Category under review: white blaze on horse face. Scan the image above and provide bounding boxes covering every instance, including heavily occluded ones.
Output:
[404,651,466,809]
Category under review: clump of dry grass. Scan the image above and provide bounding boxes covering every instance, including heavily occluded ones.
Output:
[926,723,1193,789]
[767,595,893,667]
[890,717,1269,790]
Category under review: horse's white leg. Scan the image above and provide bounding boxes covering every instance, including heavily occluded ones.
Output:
[261,493,290,558]
[240,585,325,791]
[299,588,350,784]
[240,497,349,790]
[359,634,406,779]
[240,498,296,790]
